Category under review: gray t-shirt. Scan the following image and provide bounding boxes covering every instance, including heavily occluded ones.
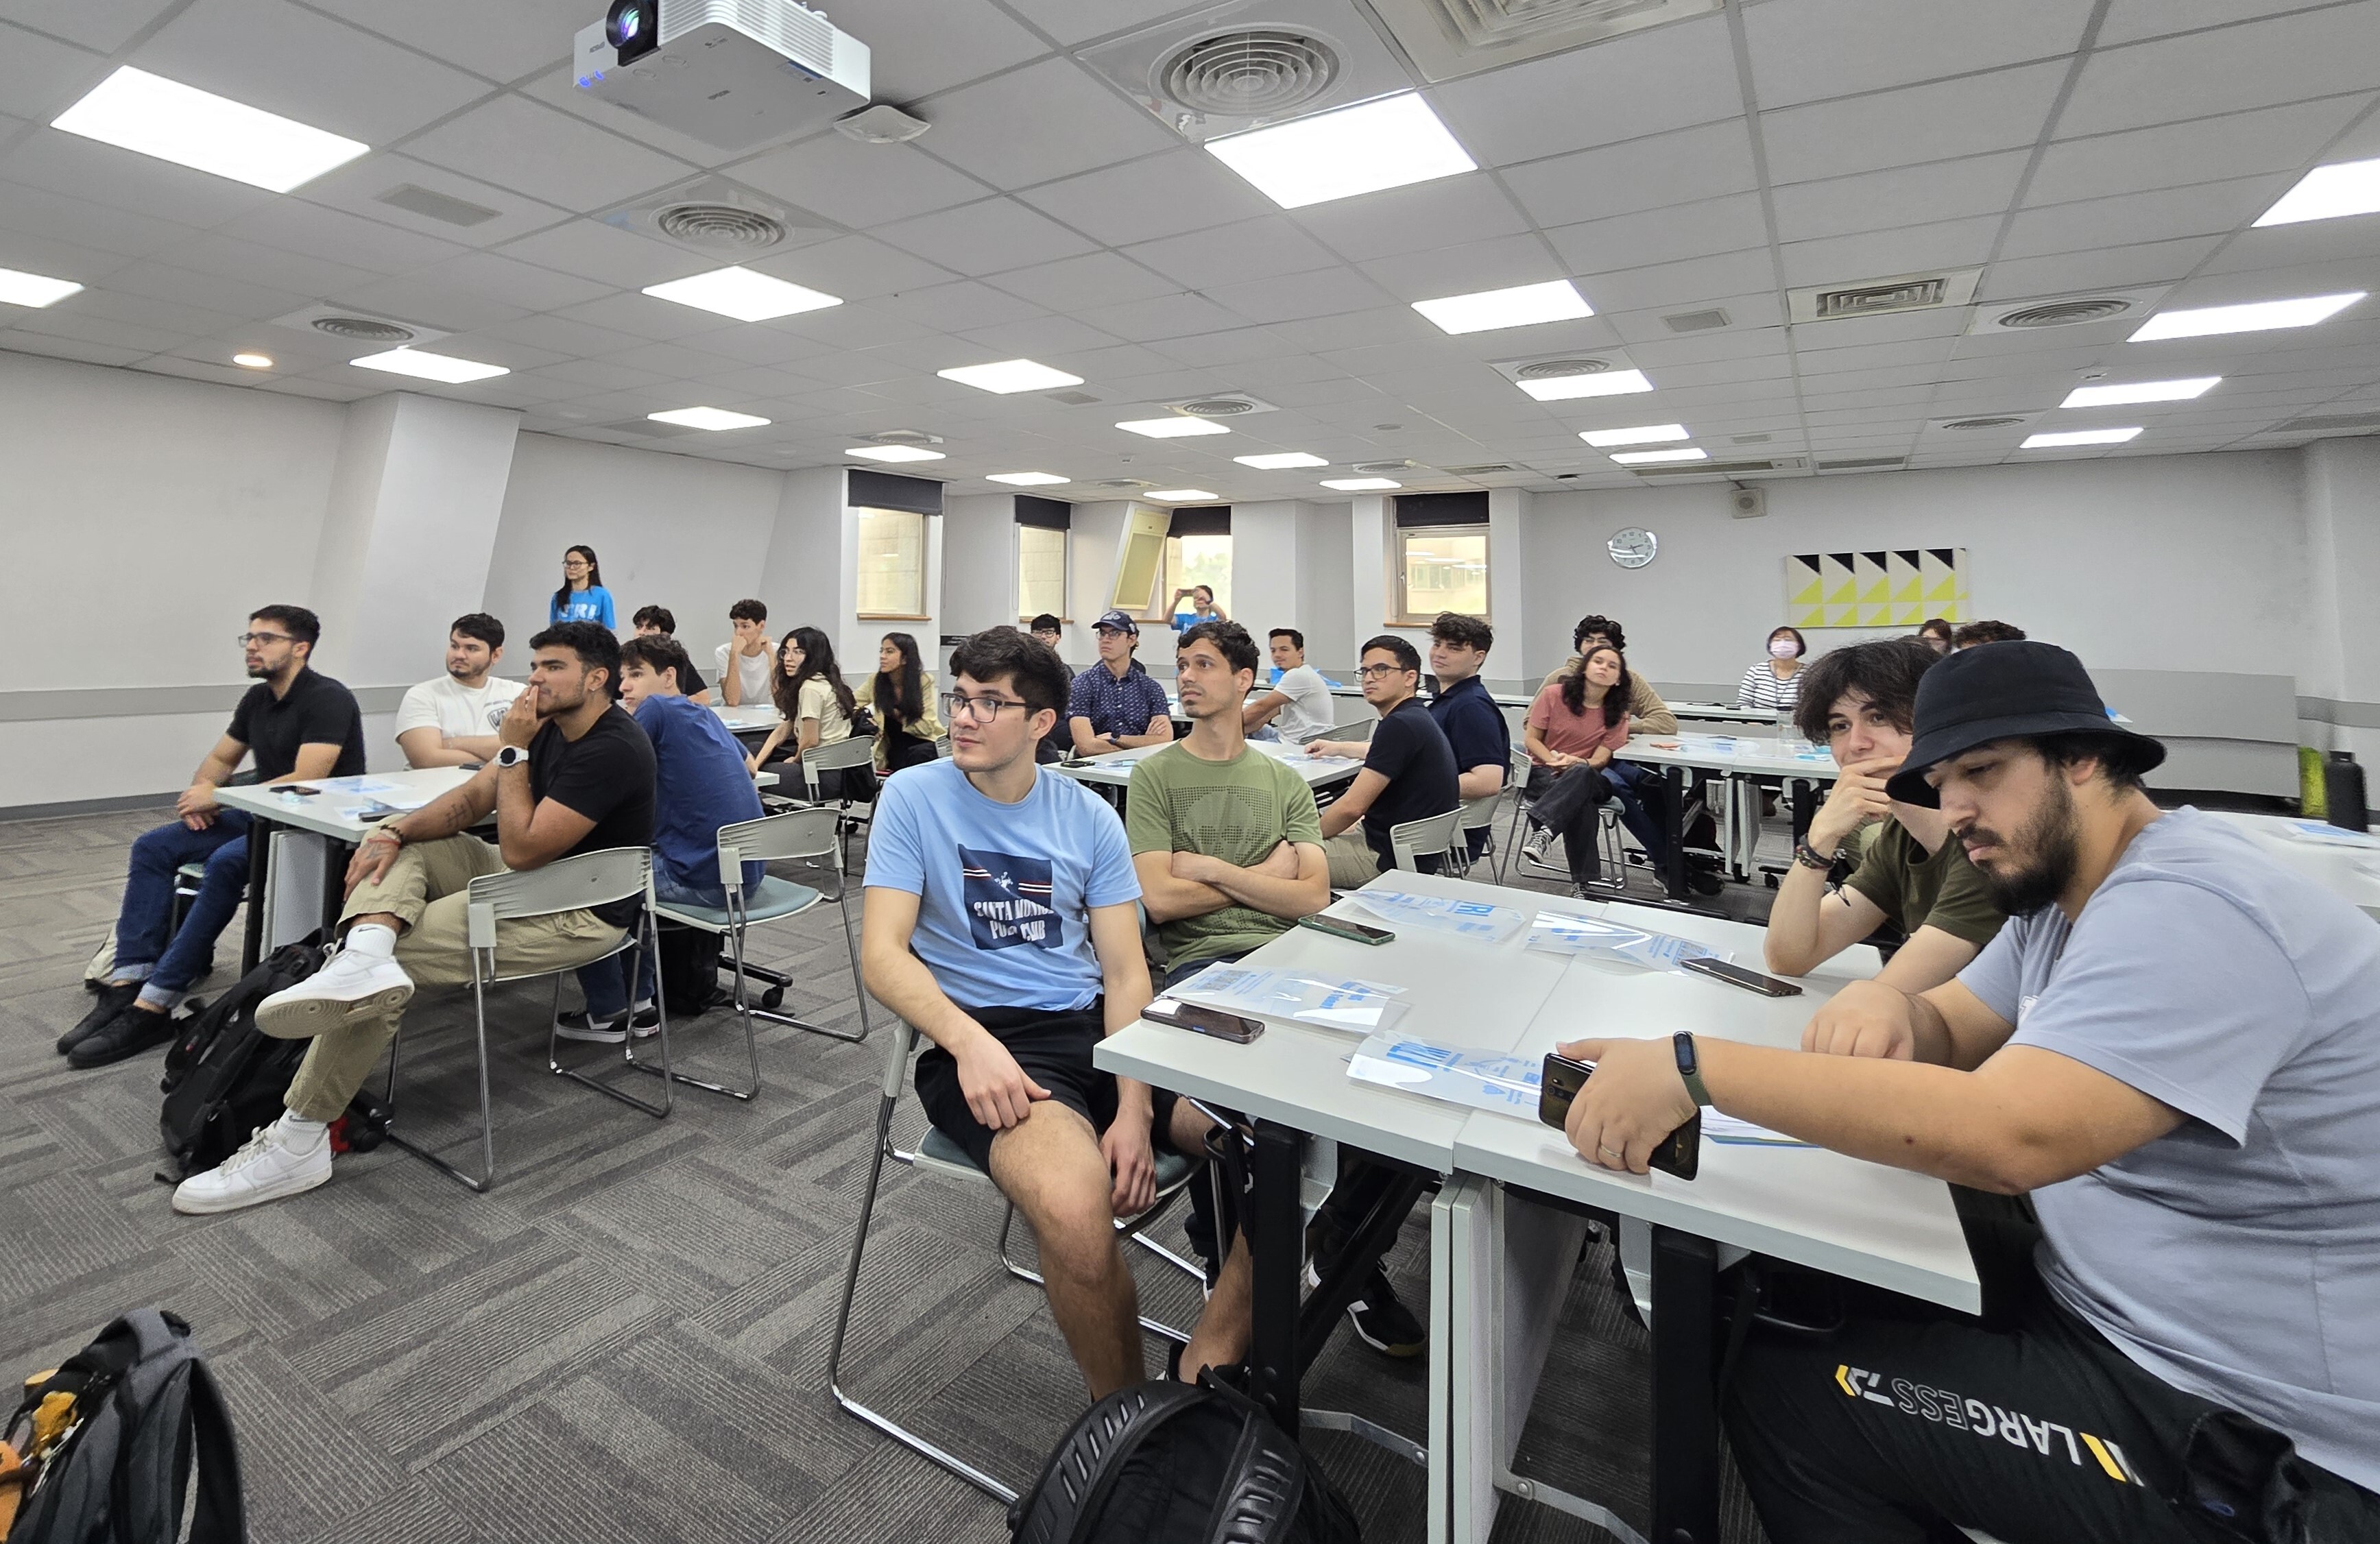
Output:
[1958,808,2380,1488]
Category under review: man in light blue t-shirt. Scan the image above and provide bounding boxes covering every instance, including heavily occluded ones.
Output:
[861,628,1240,1401]
[1553,642,2379,1543]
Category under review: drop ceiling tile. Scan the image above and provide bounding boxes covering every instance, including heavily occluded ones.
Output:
[549,291,740,343]
[918,57,1176,191]
[133,0,493,146]
[1744,0,2095,109]
[744,234,955,300]
[800,0,1049,100]
[0,229,134,292]
[422,250,616,311]
[139,353,280,387]
[1772,151,2030,244]
[1762,61,2069,184]
[0,20,106,124]
[765,301,938,349]
[1603,292,1787,344]
[1124,216,1343,290]
[0,331,144,366]
[0,0,179,53]
[2002,173,2294,260]
[69,286,246,338]
[0,179,203,261]
[1147,325,1299,369]
[228,197,471,276]
[1075,289,1251,343]
[869,277,1046,333]
[2026,97,2368,206]
[1352,233,1570,303]
[486,219,693,287]
[985,251,1179,311]
[1976,235,2226,300]
[292,152,573,250]
[1,126,280,230]
[1019,148,1274,245]
[2060,5,2380,138]
[976,0,1188,47]
[1293,176,1533,263]
[405,93,695,213]
[146,235,366,310]
[730,137,988,230]
[874,197,1096,276]
[1779,215,2003,289]
[10,306,191,354]
[331,274,527,333]
[1584,248,1779,315]
[1546,193,1772,280]
[950,313,1122,360]
[2194,216,2380,276]
[101,258,311,321]
[1432,15,1743,167]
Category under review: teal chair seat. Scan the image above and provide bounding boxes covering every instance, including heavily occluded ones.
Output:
[653,876,821,932]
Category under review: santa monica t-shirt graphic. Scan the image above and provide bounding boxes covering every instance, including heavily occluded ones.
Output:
[960,846,1062,952]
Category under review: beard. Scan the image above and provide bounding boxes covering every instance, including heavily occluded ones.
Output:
[1964,775,2080,915]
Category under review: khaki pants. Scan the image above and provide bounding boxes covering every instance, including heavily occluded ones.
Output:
[271,835,624,1122]
[1323,829,1383,890]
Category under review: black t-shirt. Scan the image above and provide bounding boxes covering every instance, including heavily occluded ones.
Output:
[1360,697,1460,873]
[529,705,658,927]
[674,657,708,697]
[226,668,366,782]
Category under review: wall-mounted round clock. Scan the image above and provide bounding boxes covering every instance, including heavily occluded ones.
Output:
[1607,527,1658,569]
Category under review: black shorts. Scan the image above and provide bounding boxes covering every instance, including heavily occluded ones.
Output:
[915,1002,1181,1173]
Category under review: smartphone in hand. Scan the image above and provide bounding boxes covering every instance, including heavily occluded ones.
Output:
[1537,1052,1700,1179]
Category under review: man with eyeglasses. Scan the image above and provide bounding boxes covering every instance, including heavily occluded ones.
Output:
[1066,610,1174,757]
[861,627,1221,1400]
[1306,635,1461,889]
[61,605,366,1069]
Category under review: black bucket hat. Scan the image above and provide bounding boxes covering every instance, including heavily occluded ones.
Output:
[1885,640,2165,806]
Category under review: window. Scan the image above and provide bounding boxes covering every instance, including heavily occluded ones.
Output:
[856,507,927,618]
[1394,526,1489,625]
[1017,524,1068,620]
[1149,535,1232,621]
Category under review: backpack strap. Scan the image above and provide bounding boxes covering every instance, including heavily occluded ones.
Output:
[1008,1381,1210,1544]
[1196,1378,1310,1544]
[177,1360,248,1544]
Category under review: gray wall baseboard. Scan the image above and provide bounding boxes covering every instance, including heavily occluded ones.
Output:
[0,790,180,823]
[1,682,416,723]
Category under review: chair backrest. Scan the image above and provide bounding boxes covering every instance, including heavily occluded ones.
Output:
[802,734,878,795]
[465,847,651,945]
[933,736,952,758]
[1322,718,1375,744]
[1456,789,1501,837]
[716,808,838,890]
[1509,744,1532,782]
[1389,808,1463,872]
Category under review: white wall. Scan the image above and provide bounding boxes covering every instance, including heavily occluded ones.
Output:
[939,492,1016,640]
[1295,501,1355,668]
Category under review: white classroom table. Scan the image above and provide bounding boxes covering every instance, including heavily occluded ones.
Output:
[2209,810,2380,921]
[710,701,782,734]
[1617,733,1842,895]
[1052,735,1364,794]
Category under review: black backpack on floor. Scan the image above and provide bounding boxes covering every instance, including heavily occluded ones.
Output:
[157,936,325,1183]
[656,925,723,1017]
[2,1309,245,1544]
[1010,1375,1362,1544]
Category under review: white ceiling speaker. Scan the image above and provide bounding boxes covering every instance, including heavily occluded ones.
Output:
[1729,484,1766,519]
[833,102,928,143]
[1788,268,1981,324]
[1366,0,1724,82]
[1963,287,2169,335]
[600,176,823,254]
[1079,0,1408,141]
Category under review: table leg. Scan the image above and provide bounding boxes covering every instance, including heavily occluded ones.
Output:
[1789,777,1816,851]
[239,816,273,976]
[1250,1119,1305,1431]
[1661,767,1688,901]
[1649,1227,1720,1544]
[320,836,348,938]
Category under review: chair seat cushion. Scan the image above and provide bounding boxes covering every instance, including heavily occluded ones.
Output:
[917,1125,1197,1192]
[654,876,821,931]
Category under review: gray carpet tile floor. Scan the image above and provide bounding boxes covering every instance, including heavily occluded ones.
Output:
[2,798,1783,1544]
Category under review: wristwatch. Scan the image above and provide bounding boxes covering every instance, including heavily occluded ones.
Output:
[1673,1031,1712,1107]
[495,744,531,769]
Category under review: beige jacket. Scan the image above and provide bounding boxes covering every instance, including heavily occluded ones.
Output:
[1537,658,1678,734]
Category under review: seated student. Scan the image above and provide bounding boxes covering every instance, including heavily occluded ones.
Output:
[1738,625,1807,713]
[1518,645,1670,893]
[714,599,773,707]
[560,634,763,1041]
[1540,614,1679,733]
[170,623,656,1214]
[62,607,368,1070]
[1916,616,1954,655]
[1066,610,1173,756]
[852,631,944,775]
[1306,636,1460,889]
[631,605,710,702]
[1764,637,2003,989]
[1953,618,2026,649]
[860,627,1242,1396]
[1425,612,1510,860]
[1241,627,1336,744]
[1558,642,2380,1543]
[1029,613,1067,672]
[395,613,524,769]
[746,627,860,795]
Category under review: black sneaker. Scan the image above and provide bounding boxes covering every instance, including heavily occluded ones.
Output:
[67,1001,180,1069]
[554,1002,660,1044]
[60,981,139,1054]
[1344,1268,1426,1358]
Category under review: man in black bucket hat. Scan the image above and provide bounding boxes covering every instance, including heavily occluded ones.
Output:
[1554,640,2380,1543]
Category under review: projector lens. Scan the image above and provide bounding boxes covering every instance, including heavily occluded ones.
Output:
[606,0,657,59]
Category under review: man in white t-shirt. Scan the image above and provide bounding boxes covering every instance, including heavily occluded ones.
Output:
[1242,627,1336,743]
[714,598,773,707]
[394,614,526,769]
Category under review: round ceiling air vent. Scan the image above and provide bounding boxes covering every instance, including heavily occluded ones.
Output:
[1515,358,1612,380]
[1991,298,2134,329]
[655,202,786,252]
[1352,459,1419,474]
[1098,478,1157,489]
[865,429,941,446]
[310,316,414,343]
[1940,415,2030,431]
[1177,398,1257,417]
[1157,30,1339,117]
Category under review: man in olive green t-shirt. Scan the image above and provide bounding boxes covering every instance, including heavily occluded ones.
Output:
[1127,622,1329,987]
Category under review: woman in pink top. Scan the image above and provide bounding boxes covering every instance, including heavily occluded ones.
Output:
[1520,645,1671,892]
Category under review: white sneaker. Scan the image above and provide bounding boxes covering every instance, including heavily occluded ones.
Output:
[256,945,413,1037]
[171,1120,333,1215]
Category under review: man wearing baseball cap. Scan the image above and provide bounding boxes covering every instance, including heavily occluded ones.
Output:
[1065,610,1174,757]
[1558,641,2380,1541]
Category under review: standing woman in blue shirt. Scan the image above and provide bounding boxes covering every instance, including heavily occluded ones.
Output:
[551,544,617,629]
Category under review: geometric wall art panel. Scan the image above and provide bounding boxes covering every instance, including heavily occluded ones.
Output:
[1786,548,1968,628]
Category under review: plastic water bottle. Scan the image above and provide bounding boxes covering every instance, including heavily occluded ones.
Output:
[2324,751,2368,832]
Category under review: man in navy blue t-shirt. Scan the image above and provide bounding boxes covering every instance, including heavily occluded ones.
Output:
[1425,612,1509,860]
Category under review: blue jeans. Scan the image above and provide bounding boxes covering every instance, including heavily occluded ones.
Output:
[1601,760,1671,870]
[115,810,254,993]
[575,871,726,1019]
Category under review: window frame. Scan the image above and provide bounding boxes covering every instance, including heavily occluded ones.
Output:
[1015,521,1070,625]
[854,505,930,620]
[1143,531,1234,624]
[1390,522,1492,627]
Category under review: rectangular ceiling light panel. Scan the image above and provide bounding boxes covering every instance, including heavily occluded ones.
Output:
[1117,417,1231,438]
[2021,428,2143,448]
[1580,423,1688,447]
[2128,293,2364,341]
[1235,452,1330,468]
[1519,368,1654,401]
[642,266,843,321]
[845,445,946,461]
[350,348,508,383]
[1413,279,1591,335]
[939,359,1083,393]
[52,67,368,193]
[989,472,1070,485]
[2255,156,2380,226]
[1205,93,1476,210]
[1609,447,1707,465]
[649,407,770,431]
[1147,489,1218,501]
[1321,477,1401,490]
[0,267,84,308]
[2059,378,2219,409]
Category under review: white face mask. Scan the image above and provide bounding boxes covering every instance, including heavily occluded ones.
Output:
[1770,639,1801,660]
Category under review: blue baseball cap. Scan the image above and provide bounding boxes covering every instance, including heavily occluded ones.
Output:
[1093,610,1139,635]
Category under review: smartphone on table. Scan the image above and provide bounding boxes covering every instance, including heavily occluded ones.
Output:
[1679,957,1802,996]
[1537,1052,1700,1180]
[1141,998,1264,1044]
[1295,913,1395,946]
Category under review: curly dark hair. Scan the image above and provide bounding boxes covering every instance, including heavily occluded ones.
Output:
[1572,614,1626,653]
[1792,636,1938,743]
[1954,619,2027,648]
[1560,644,1631,727]
[1430,612,1493,652]
[1180,619,1260,677]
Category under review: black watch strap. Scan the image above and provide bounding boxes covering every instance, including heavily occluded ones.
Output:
[1674,1031,1712,1107]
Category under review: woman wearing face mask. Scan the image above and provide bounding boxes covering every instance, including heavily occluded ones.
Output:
[1738,625,1808,713]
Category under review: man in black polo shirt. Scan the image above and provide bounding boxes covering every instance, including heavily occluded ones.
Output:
[1426,612,1509,862]
[62,605,366,1069]
[169,622,656,1214]
[1308,634,1461,888]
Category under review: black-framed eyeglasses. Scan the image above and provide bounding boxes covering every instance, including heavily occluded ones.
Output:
[941,691,1029,723]
[562,559,592,569]
[1355,663,1408,679]
[237,632,293,647]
